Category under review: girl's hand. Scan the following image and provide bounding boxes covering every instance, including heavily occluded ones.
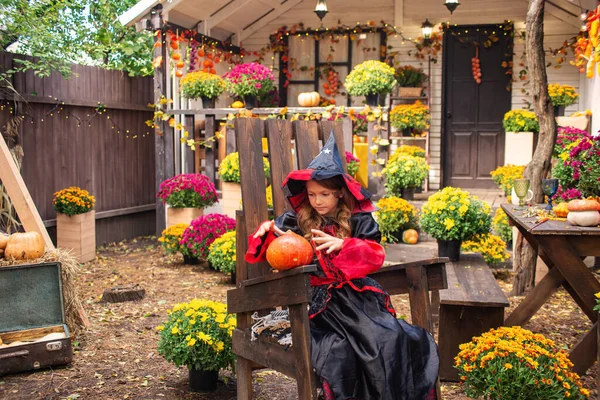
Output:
[311,229,344,254]
[253,220,285,238]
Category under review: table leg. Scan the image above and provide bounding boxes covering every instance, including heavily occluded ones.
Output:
[538,236,600,323]
[568,322,598,375]
[504,265,564,326]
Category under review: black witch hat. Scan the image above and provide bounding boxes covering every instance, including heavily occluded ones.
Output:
[282,133,375,213]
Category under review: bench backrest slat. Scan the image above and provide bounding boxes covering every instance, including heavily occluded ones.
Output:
[235,118,344,280]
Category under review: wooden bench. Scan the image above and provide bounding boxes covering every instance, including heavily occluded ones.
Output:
[438,253,510,381]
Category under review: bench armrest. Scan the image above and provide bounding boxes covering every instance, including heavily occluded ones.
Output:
[371,257,448,296]
[227,265,316,314]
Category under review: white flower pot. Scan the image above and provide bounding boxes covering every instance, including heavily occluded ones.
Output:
[221,182,242,219]
[505,131,534,166]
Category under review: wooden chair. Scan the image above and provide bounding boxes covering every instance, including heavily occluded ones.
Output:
[226,117,448,399]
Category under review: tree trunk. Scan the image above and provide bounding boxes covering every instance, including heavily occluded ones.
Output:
[101,284,146,303]
[512,0,557,296]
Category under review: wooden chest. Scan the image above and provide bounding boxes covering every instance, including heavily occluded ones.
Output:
[0,262,73,375]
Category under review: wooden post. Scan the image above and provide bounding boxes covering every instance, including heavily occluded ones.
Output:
[0,134,53,248]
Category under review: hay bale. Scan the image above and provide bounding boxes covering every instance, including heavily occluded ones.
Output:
[0,248,89,338]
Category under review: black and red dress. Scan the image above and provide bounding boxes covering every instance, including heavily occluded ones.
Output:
[245,135,439,400]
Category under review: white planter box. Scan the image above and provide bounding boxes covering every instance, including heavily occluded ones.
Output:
[504,131,534,166]
[57,210,96,263]
[221,182,242,219]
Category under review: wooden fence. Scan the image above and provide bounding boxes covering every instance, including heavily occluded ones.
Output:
[0,52,156,244]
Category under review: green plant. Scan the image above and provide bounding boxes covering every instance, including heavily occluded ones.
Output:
[490,165,526,195]
[218,152,270,183]
[382,155,429,193]
[420,187,492,241]
[503,109,539,133]
[224,62,275,97]
[548,83,579,107]
[492,208,512,243]
[345,151,360,177]
[180,71,226,99]
[594,292,600,312]
[158,223,188,255]
[461,233,510,265]
[375,196,418,243]
[157,299,236,372]
[395,65,428,87]
[52,187,96,216]
[455,326,590,399]
[389,145,426,161]
[390,101,430,130]
[344,60,396,96]
[207,231,236,275]
[157,174,218,208]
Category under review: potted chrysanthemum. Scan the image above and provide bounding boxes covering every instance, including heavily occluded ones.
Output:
[390,101,430,136]
[218,152,270,218]
[180,71,227,109]
[157,174,218,228]
[345,60,396,106]
[224,62,275,109]
[180,213,236,263]
[420,187,492,261]
[157,299,236,392]
[395,65,428,98]
[207,231,236,283]
[53,186,96,262]
[375,196,418,244]
[503,109,539,165]
[548,83,578,116]
[382,154,429,200]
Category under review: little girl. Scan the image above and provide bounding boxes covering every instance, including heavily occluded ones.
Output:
[245,135,439,400]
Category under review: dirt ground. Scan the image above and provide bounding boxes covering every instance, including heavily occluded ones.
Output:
[0,236,597,400]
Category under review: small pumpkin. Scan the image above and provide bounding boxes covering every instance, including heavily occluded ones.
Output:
[567,199,600,212]
[0,232,8,250]
[231,100,245,108]
[552,202,569,218]
[266,231,313,270]
[567,211,600,227]
[298,92,321,107]
[402,229,419,245]
[4,231,45,260]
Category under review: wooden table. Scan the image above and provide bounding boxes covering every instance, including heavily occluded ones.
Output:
[502,204,600,375]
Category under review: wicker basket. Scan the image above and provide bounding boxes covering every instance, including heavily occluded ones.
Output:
[399,87,423,98]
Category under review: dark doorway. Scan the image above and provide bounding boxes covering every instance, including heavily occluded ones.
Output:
[442,24,513,189]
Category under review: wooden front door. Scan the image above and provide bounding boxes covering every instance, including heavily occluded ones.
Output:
[442,24,512,189]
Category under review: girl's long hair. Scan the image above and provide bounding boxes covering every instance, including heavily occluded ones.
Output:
[296,176,356,239]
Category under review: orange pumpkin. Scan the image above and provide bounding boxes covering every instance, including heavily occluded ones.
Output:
[0,232,8,250]
[4,231,45,260]
[266,231,313,270]
[402,229,419,245]
[567,199,600,212]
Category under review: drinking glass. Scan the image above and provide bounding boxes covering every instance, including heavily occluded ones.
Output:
[513,179,531,209]
[542,178,559,210]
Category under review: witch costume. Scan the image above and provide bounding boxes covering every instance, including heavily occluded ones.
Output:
[245,135,439,400]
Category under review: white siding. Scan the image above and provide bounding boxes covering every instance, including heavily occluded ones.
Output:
[242,0,583,189]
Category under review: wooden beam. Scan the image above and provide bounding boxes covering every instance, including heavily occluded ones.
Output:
[207,0,254,31]
[546,2,581,28]
[236,0,302,42]
[394,0,404,29]
[0,135,54,248]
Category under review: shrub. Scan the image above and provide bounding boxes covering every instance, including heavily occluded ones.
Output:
[180,214,236,259]
[455,326,590,399]
[382,155,429,193]
[375,196,418,243]
[492,208,512,243]
[157,299,236,372]
[345,60,396,96]
[218,152,270,184]
[420,187,492,241]
[390,101,430,130]
[157,174,218,208]
[503,109,539,133]
[53,186,95,216]
[461,233,510,265]
[158,223,188,255]
[180,71,226,100]
[207,231,236,275]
